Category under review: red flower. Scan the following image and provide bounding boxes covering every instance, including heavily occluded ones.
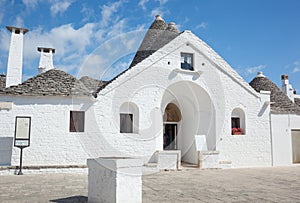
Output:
[232,128,243,134]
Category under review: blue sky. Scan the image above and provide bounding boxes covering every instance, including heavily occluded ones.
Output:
[0,0,299,91]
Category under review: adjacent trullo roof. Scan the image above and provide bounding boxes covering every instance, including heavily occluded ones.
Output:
[249,72,300,114]
[0,69,105,97]
[0,72,5,89]
[295,98,300,107]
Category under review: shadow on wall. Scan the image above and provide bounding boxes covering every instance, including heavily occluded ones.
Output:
[0,137,13,166]
[50,196,88,203]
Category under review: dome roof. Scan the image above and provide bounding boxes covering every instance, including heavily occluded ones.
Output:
[249,73,300,114]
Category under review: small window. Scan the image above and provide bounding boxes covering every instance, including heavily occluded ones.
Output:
[231,108,245,135]
[120,114,133,133]
[231,118,240,128]
[70,111,85,132]
[181,53,194,71]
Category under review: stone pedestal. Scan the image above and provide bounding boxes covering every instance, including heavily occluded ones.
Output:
[157,150,181,170]
[87,157,142,203]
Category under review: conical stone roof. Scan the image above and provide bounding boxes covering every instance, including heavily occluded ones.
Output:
[0,72,6,90]
[97,15,181,93]
[0,69,91,96]
[129,15,180,68]
[249,73,300,114]
[295,98,300,107]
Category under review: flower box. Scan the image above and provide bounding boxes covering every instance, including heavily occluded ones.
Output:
[232,128,243,135]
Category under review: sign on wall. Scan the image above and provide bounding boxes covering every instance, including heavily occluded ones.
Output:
[195,135,208,151]
[14,116,31,147]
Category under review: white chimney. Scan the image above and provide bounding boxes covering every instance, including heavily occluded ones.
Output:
[6,26,28,87]
[37,47,55,74]
[281,74,295,102]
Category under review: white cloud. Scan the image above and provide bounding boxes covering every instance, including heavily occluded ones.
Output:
[293,67,300,73]
[292,61,300,73]
[81,4,95,23]
[14,16,25,27]
[50,0,73,16]
[150,7,169,18]
[0,28,10,52]
[100,1,123,27]
[245,65,266,75]
[196,22,207,29]
[156,0,168,5]
[22,0,40,9]
[138,0,149,10]
[20,22,96,75]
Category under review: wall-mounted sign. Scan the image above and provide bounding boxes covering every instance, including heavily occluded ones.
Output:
[195,135,208,151]
[14,116,31,147]
[0,102,12,110]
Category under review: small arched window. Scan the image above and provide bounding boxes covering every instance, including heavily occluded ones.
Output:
[119,102,139,133]
[231,108,246,135]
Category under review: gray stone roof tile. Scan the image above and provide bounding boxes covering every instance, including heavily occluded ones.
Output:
[79,76,107,95]
[295,98,300,107]
[249,76,300,114]
[0,69,91,97]
[0,73,5,90]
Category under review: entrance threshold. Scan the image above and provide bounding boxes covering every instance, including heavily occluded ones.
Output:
[181,161,199,169]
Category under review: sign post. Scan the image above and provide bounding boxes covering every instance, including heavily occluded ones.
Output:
[14,116,31,175]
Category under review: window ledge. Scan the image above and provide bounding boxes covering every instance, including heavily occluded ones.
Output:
[174,68,203,75]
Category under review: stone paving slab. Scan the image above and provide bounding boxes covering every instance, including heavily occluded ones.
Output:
[0,166,300,202]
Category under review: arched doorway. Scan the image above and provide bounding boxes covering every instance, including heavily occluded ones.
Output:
[161,81,216,164]
[163,103,181,150]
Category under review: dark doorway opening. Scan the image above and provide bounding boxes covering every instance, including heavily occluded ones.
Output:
[164,124,177,150]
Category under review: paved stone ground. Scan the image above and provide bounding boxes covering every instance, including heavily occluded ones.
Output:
[0,166,300,202]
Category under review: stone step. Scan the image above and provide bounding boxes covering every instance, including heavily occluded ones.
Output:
[219,160,232,169]
[142,163,159,175]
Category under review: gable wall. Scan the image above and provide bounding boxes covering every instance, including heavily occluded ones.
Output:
[95,32,272,167]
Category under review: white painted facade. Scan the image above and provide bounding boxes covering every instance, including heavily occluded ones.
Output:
[271,114,300,166]
[92,31,273,167]
[0,96,94,166]
[0,22,300,170]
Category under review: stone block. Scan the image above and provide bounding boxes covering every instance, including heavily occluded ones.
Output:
[87,157,142,203]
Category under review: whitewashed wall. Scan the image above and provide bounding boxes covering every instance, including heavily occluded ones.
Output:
[0,96,95,166]
[271,113,300,166]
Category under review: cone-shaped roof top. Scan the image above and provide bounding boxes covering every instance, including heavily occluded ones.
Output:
[249,73,300,114]
[129,15,180,68]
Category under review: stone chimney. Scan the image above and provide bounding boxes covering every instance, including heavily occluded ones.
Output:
[166,22,179,33]
[6,26,29,87]
[281,74,295,102]
[256,71,265,78]
[37,47,55,74]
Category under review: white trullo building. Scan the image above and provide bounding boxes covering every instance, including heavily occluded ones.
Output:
[0,16,299,170]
